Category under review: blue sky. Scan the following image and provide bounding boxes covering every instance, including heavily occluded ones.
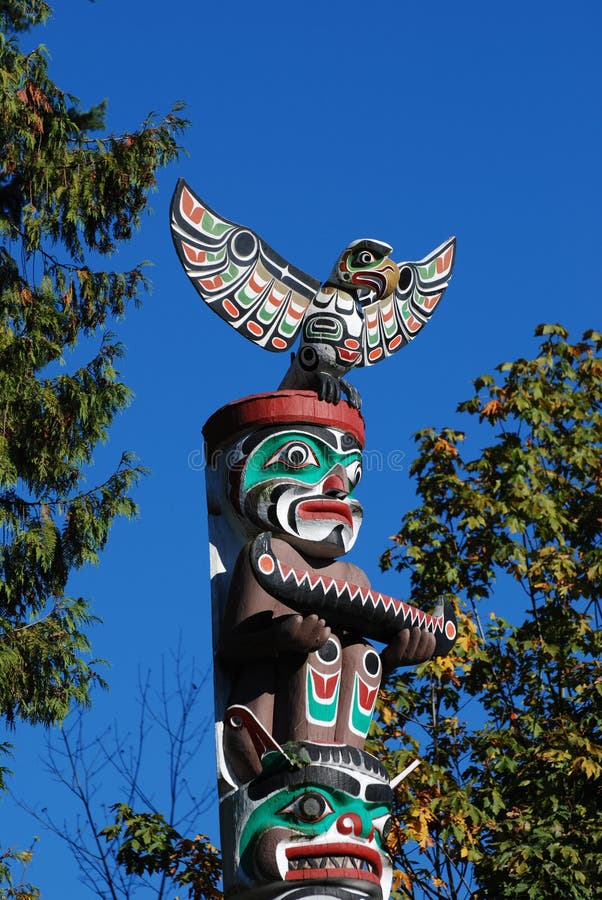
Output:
[3,0,601,896]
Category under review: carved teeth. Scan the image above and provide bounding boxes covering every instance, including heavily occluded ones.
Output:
[288,854,375,873]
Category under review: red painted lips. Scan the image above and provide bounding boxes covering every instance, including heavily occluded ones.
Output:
[296,498,354,527]
[285,840,383,884]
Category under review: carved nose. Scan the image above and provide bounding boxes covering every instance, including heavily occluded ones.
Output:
[322,465,350,497]
[336,812,374,840]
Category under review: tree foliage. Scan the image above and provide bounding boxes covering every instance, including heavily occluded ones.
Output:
[373,324,601,899]
[0,0,187,891]
[102,805,222,900]
[0,0,187,726]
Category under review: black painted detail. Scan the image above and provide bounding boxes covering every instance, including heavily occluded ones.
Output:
[364,650,381,676]
[317,638,340,664]
[249,532,457,654]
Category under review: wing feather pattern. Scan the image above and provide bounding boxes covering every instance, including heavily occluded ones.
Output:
[170,179,320,351]
[359,237,456,366]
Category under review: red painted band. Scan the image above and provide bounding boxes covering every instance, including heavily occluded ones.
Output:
[203,390,365,458]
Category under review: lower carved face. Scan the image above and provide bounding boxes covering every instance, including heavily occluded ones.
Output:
[231,425,363,557]
[238,754,393,899]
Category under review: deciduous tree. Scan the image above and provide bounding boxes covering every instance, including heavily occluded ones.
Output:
[374,324,601,899]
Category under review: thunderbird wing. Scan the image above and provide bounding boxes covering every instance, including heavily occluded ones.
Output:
[358,236,456,366]
[170,179,320,351]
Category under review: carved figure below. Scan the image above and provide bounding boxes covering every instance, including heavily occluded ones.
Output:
[219,741,395,900]
[171,180,455,408]
[203,392,456,793]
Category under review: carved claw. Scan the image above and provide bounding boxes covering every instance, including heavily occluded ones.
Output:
[340,379,362,409]
[315,372,341,404]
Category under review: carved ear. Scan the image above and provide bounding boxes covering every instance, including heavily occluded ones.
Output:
[226,704,294,768]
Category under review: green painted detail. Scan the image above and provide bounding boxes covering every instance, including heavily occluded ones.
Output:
[239,782,389,877]
[305,317,343,341]
[383,315,397,339]
[235,283,262,308]
[221,261,239,284]
[349,258,382,273]
[279,317,297,336]
[203,211,230,237]
[306,669,339,725]
[206,248,225,263]
[419,260,436,280]
[367,325,379,347]
[350,673,373,737]
[242,431,362,493]
[258,299,280,324]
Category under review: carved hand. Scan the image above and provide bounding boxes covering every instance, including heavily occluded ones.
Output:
[274,613,331,654]
[380,627,436,674]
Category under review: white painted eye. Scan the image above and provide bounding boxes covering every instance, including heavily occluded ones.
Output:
[278,791,334,823]
[264,441,319,470]
[346,459,362,487]
[357,250,374,265]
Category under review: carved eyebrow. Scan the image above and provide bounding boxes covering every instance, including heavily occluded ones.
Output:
[365,783,393,804]
[247,765,361,801]
[242,427,360,455]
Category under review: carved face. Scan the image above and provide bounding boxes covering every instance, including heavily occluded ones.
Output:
[237,752,393,900]
[331,239,400,302]
[229,425,363,557]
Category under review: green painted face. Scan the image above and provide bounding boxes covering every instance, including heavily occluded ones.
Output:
[242,431,362,493]
[241,783,389,856]
[234,426,363,557]
[238,772,393,896]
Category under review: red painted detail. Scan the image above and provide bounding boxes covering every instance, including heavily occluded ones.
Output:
[358,678,378,712]
[181,186,204,224]
[267,290,285,308]
[310,668,340,701]
[337,812,364,837]
[366,317,377,328]
[446,620,457,640]
[249,273,264,293]
[247,321,264,337]
[203,391,365,456]
[271,336,287,349]
[337,347,361,364]
[422,291,442,311]
[285,867,380,885]
[436,246,454,274]
[285,841,382,884]
[382,306,394,322]
[258,553,275,575]
[345,338,360,349]
[200,276,223,290]
[222,299,239,318]
[321,474,347,494]
[407,315,421,332]
[368,348,383,362]
[388,335,403,351]
[182,242,205,264]
[287,302,305,321]
[296,498,353,527]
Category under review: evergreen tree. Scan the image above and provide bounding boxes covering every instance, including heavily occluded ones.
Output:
[0,2,187,890]
[374,324,602,898]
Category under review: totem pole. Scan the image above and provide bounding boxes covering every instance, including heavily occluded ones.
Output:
[170,180,458,900]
